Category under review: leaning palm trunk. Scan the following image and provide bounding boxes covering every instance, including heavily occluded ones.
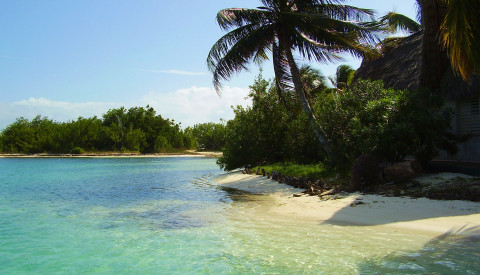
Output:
[285,48,331,156]
[207,1,380,160]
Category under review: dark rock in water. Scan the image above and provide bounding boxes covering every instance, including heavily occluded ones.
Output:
[262,168,266,177]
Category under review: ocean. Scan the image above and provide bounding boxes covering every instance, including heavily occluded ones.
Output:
[0,157,478,274]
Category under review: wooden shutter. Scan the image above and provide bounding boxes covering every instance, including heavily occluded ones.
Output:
[458,97,480,136]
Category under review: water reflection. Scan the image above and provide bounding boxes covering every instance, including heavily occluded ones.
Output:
[217,186,268,202]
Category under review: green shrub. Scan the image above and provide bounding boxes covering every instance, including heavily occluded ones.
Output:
[255,162,333,179]
[217,74,323,171]
[315,79,461,168]
[71,147,85,154]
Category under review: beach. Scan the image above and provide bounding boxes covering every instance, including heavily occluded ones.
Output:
[215,171,480,237]
[1,157,479,273]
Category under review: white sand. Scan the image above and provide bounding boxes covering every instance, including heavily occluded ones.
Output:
[215,171,480,236]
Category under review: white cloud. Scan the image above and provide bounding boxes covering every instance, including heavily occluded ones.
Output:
[0,98,118,130]
[0,86,251,130]
[137,86,251,126]
[148,69,207,76]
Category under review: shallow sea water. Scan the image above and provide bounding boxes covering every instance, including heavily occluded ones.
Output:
[0,157,479,274]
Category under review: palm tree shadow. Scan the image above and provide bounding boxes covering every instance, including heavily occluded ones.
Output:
[320,196,480,227]
[356,225,480,274]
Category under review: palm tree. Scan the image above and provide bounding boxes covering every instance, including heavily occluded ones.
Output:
[329,64,355,90]
[416,0,450,90]
[379,11,422,34]
[416,0,480,87]
[440,0,480,81]
[299,65,328,110]
[207,0,379,157]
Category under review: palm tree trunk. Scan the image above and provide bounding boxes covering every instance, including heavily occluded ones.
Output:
[284,48,331,157]
[419,0,449,91]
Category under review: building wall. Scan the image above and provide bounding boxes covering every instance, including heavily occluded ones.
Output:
[439,96,480,162]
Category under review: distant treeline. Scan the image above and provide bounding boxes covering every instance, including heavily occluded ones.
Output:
[0,106,225,154]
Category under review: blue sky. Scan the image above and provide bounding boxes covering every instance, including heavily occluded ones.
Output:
[0,0,417,130]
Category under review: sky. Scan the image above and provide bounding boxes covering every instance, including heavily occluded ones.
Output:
[0,0,417,130]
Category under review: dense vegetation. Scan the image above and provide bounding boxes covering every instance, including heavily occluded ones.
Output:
[188,122,226,151]
[207,0,381,158]
[218,72,462,172]
[0,106,196,154]
[218,73,324,171]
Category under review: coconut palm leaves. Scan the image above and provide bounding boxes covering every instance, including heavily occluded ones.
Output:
[207,0,380,157]
[380,12,422,34]
[415,0,479,84]
[329,64,355,89]
[440,0,480,81]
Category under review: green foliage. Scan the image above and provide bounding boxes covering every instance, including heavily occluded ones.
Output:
[189,122,226,151]
[329,65,356,90]
[217,74,324,171]
[440,0,480,80]
[71,147,85,154]
[254,162,333,179]
[315,79,460,167]
[154,135,171,152]
[0,106,195,154]
[379,12,421,34]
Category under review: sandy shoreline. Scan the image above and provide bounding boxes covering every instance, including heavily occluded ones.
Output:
[0,151,222,158]
[215,171,480,236]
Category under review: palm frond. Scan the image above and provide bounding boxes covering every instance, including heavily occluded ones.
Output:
[299,65,327,91]
[440,0,480,80]
[307,4,375,21]
[335,64,355,89]
[294,31,343,63]
[286,12,381,45]
[294,0,347,9]
[380,12,422,33]
[285,14,379,60]
[216,8,269,30]
[415,0,424,25]
[207,23,262,71]
[208,25,275,92]
[272,40,294,105]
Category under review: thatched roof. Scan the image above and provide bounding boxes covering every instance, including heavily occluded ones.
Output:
[354,32,422,91]
[354,31,479,100]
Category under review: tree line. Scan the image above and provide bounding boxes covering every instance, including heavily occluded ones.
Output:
[207,0,480,170]
[0,106,225,154]
[217,71,464,172]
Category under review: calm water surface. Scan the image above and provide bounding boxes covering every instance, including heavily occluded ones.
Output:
[0,157,479,274]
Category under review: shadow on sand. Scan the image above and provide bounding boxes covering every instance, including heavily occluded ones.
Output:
[357,225,480,274]
[320,195,480,227]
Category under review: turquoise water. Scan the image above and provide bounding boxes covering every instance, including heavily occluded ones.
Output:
[0,157,479,274]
